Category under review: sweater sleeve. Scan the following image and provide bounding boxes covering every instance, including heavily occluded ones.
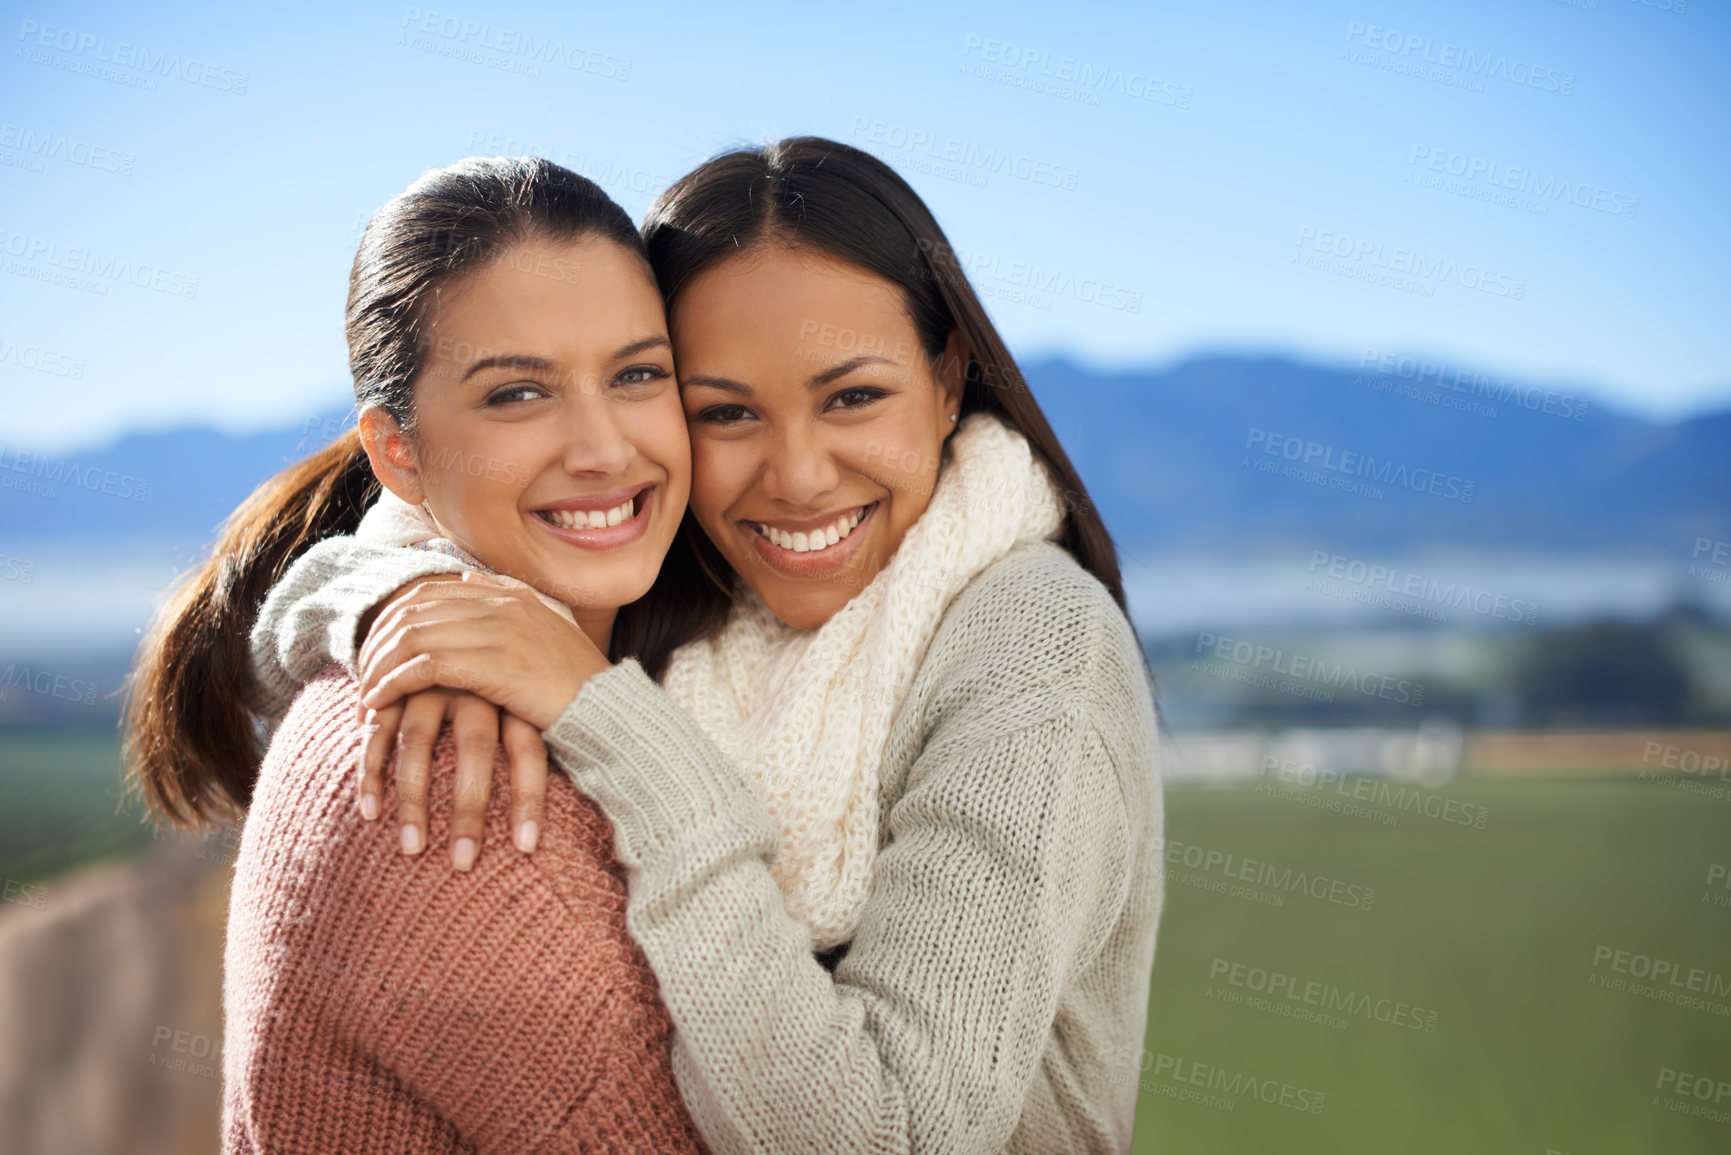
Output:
[248,537,473,720]
[543,660,1132,1155]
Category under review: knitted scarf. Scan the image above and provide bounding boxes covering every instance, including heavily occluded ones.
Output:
[659,414,1063,949]
[356,413,1063,950]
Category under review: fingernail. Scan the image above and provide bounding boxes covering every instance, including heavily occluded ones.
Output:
[360,793,380,821]
[515,820,539,854]
[401,825,422,855]
[452,837,477,872]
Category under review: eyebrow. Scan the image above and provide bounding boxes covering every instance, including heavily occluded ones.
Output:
[809,355,895,388]
[681,354,897,395]
[462,354,555,381]
[460,336,670,381]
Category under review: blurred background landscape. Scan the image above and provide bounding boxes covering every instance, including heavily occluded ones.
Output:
[3,0,1728,1152]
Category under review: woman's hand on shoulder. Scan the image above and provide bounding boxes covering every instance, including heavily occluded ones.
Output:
[358,689,550,871]
[357,572,609,729]
[349,573,610,871]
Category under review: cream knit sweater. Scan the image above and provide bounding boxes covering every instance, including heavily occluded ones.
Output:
[251,539,1164,1153]
[305,415,1066,952]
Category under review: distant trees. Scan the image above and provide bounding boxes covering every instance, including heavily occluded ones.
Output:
[1510,620,1692,727]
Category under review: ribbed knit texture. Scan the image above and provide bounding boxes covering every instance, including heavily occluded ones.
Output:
[222,666,708,1155]
[253,537,1165,1153]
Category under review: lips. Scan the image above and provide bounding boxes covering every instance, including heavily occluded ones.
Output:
[536,494,638,530]
[529,483,657,550]
[746,503,871,554]
[739,501,879,577]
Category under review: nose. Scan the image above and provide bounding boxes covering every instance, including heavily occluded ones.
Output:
[758,422,841,508]
[560,384,635,477]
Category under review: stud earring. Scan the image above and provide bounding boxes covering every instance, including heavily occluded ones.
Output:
[949,413,958,422]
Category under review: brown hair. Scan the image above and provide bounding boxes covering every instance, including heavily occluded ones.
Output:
[125,157,657,826]
[640,136,1126,638]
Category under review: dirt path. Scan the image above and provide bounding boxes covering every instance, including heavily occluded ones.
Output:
[0,840,229,1155]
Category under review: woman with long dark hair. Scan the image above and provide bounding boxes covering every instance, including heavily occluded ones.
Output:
[216,138,1163,1153]
[127,156,710,1152]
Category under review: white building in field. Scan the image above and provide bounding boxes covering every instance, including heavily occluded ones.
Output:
[1163,722,1465,788]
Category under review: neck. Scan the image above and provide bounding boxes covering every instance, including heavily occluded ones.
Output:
[573,607,617,654]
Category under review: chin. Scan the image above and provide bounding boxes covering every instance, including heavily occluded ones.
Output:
[757,587,848,632]
[527,562,653,616]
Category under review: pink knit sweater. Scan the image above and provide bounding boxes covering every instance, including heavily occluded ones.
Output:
[222,666,708,1154]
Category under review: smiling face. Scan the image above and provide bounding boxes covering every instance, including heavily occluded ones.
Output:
[361,233,690,645]
[672,245,963,630]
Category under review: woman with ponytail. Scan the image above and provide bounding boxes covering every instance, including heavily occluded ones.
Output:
[127,157,709,1152]
[247,138,1164,1153]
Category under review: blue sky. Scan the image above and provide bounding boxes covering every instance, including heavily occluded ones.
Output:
[2,0,1726,453]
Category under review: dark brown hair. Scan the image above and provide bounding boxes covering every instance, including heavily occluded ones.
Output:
[125,157,665,826]
[129,141,1136,826]
[642,135,1127,629]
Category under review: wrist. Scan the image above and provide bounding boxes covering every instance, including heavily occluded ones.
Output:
[528,657,610,730]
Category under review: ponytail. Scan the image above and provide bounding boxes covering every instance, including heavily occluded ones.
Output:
[124,430,377,825]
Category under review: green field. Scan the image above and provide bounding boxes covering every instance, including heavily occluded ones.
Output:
[0,727,156,888]
[3,731,1727,1151]
[1132,777,1731,1154]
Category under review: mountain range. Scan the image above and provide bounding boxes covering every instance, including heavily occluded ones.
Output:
[5,354,1727,560]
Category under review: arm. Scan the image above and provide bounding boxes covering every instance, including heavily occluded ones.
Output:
[249,536,470,722]
[544,661,1133,1155]
[250,541,551,868]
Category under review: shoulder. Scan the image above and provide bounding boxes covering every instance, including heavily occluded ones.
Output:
[244,668,628,941]
[900,542,1159,831]
[230,673,691,1149]
[919,541,1150,725]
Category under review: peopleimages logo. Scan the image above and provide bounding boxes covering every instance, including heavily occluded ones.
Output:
[1407,145,1637,219]
[1207,957,1441,1033]
[399,8,631,80]
[1193,632,1425,707]
[1343,21,1575,95]
[915,238,1142,313]
[1306,551,1539,625]
[0,123,135,175]
[16,19,249,94]
[1245,428,1475,504]
[1294,226,1526,300]
[0,335,85,379]
[958,35,1192,109]
[0,229,199,298]
[0,445,148,502]
[0,664,100,706]
[1359,349,1589,421]
[850,118,1081,191]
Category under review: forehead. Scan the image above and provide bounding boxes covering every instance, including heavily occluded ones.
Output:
[671,246,921,372]
[424,234,663,359]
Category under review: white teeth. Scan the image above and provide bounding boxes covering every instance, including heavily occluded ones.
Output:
[541,496,636,530]
[754,505,870,553]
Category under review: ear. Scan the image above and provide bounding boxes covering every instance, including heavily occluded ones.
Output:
[358,406,424,504]
[934,328,967,439]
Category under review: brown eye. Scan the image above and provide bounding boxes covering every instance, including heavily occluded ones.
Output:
[486,383,548,406]
[827,387,886,412]
[697,403,752,425]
